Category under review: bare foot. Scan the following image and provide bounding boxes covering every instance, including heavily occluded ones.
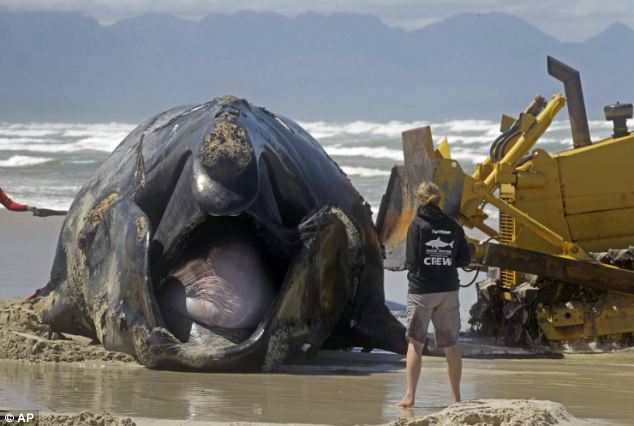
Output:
[396,395,415,407]
[451,396,461,404]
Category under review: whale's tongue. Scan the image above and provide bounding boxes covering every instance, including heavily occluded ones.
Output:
[156,224,277,344]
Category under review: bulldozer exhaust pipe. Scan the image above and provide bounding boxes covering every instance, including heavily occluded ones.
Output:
[547,56,592,148]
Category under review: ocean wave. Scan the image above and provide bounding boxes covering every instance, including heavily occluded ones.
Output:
[434,119,497,133]
[341,166,391,177]
[442,134,494,145]
[0,122,134,153]
[3,183,80,192]
[548,120,612,132]
[0,134,128,153]
[0,128,58,137]
[0,142,91,153]
[61,124,135,138]
[0,121,134,133]
[0,137,50,144]
[299,120,431,139]
[73,134,130,152]
[299,118,615,143]
[324,145,404,161]
[0,155,54,167]
[0,142,79,153]
[450,147,489,163]
[299,119,504,140]
[324,143,488,163]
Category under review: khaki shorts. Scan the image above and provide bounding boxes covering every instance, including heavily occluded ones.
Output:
[406,291,460,348]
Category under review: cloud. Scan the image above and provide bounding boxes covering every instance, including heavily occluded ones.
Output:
[0,0,632,41]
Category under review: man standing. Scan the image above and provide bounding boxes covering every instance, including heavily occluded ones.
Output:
[397,182,471,408]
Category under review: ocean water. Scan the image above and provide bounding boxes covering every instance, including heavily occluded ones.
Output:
[0,118,615,212]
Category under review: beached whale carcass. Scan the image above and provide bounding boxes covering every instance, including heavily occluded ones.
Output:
[37,96,406,370]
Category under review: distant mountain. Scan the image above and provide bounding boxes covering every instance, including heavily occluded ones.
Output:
[0,9,632,122]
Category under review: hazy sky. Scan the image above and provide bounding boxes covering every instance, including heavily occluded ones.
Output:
[0,0,631,41]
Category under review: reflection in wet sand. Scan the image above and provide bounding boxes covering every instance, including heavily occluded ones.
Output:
[0,360,395,424]
[0,351,632,424]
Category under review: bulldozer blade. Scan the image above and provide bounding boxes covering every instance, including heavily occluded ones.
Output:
[483,243,634,295]
[376,127,435,270]
[375,126,464,270]
[376,163,431,270]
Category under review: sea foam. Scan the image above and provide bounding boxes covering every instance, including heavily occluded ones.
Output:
[0,155,54,167]
[341,166,391,177]
[299,119,503,140]
[299,120,430,139]
[325,145,404,161]
[0,122,134,153]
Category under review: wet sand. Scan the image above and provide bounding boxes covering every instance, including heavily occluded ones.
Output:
[0,210,64,300]
[0,350,632,424]
[1,211,633,424]
[0,290,628,424]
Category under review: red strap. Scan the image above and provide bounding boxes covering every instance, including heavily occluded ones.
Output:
[0,188,29,211]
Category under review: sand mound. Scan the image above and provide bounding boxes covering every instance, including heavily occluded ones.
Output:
[0,298,134,364]
[37,411,135,425]
[390,399,592,426]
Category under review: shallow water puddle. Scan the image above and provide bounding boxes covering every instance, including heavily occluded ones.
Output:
[0,352,632,424]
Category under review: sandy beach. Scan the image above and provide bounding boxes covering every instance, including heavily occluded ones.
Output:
[1,209,633,425]
[0,210,65,300]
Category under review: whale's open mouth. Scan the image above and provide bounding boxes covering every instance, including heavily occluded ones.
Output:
[38,97,409,372]
[152,215,290,349]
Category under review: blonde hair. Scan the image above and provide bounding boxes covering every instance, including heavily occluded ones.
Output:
[417,182,441,206]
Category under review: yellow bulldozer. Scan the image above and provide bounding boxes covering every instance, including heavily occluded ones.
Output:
[377,56,634,348]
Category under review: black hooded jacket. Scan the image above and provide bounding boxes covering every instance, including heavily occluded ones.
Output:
[405,204,471,294]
